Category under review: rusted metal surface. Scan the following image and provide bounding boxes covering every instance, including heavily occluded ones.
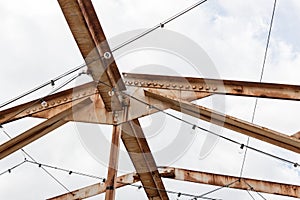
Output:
[105,125,122,200]
[120,87,210,124]
[0,82,97,125]
[124,73,300,101]
[145,90,300,154]
[0,98,92,160]
[0,85,210,126]
[48,172,138,200]
[58,0,125,111]
[121,119,169,200]
[2,0,299,198]
[49,167,300,199]
[170,167,300,198]
[292,132,300,140]
[77,0,125,89]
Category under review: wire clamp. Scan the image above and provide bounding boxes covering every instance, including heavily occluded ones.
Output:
[106,186,114,190]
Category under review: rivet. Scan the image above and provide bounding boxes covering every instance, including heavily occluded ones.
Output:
[51,102,55,106]
[206,86,210,90]
[172,84,177,88]
[134,81,138,85]
[199,86,203,90]
[153,83,157,86]
[32,108,36,112]
[147,82,152,86]
[179,85,183,88]
[57,100,61,104]
[185,85,190,89]
[141,81,145,85]
[26,110,30,114]
[192,85,196,89]
[129,81,133,85]
[159,83,164,87]
[64,98,68,101]
[166,84,170,87]
[213,87,217,91]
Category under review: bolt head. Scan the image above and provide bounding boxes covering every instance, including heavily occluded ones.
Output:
[41,101,48,108]
[104,52,111,59]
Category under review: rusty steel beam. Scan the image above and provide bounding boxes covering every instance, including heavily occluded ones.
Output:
[49,167,300,199]
[58,0,125,111]
[145,90,300,154]
[0,85,210,126]
[292,132,300,140]
[169,167,300,198]
[105,125,122,200]
[48,172,139,200]
[118,87,210,124]
[124,73,300,101]
[121,119,169,200]
[0,82,97,125]
[0,98,92,160]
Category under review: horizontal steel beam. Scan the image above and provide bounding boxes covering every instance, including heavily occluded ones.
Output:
[49,167,300,199]
[0,84,211,126]
[124,73,300,101]
[0,82,97,125]
[47,172,139,200]
[0,98,92,160]
[145,90,300,154]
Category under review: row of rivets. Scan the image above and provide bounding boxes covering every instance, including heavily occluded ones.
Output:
[125,80,219,91]
[24,89,97,115]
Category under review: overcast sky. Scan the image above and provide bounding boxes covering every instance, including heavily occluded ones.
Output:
[0,0,300,199]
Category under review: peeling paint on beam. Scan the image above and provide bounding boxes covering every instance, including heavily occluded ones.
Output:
[0,98,92,160]
[0,82,97,124]
[124,73,300,101]
[168,167,300,198]
[49,167,300,199]
[121,119,169,200]
[58,0,125,111]
[47,172,138,200]
[145,90,300,154]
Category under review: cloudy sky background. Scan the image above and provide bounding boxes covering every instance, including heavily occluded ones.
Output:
[0,0,300,199]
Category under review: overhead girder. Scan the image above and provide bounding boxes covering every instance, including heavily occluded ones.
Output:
[121,119,169,200]
[48,167,300,199]
[58,0,125,111]
[0,85,209,125]
[144,90,300,154]
[124,73,300,101]
[0,0,298,200]
[0,98,92,160]
[0,82,97,125]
